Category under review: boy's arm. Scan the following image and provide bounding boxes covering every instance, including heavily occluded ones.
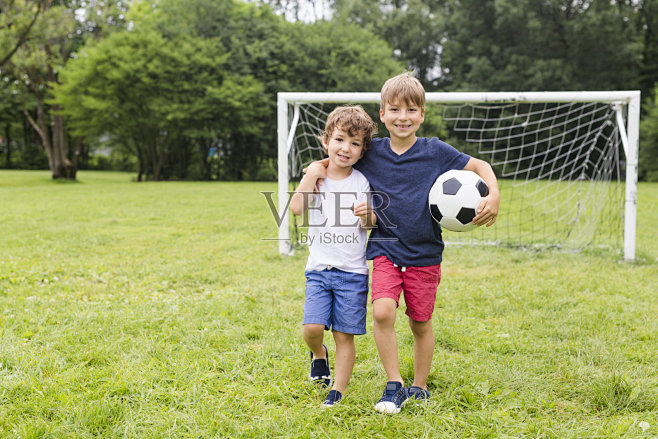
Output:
[352,202,377,229]
[290,162,326,216]
[463,157,500,227]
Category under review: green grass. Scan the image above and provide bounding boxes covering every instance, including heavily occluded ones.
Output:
[1,170,657,438]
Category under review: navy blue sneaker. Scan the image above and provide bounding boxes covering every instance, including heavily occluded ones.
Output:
[309,344,332,387]
[374,381,409,413]
[408,385,430,401]
[322,390,343,407]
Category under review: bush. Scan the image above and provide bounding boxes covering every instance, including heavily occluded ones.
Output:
[11,145,49,170]
[253,158,277,181]
[86,151,138,172]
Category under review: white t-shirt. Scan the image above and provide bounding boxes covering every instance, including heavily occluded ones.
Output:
[304,169,370,275]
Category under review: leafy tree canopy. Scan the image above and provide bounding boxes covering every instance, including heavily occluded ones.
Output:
[438,0,643,91]
[51,0,402,180]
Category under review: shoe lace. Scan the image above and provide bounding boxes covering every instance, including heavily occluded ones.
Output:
[382,384,402,400]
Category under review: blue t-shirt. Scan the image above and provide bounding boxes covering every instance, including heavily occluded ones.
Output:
[354,137,470,266]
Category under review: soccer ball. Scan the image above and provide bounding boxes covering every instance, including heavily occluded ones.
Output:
[428,170,489,232]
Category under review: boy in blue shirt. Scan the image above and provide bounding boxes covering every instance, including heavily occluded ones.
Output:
[361,73,500,413]
[310,73,500,413]
[290,106,378,407]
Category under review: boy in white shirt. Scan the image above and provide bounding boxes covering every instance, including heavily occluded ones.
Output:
[290,105,377,407]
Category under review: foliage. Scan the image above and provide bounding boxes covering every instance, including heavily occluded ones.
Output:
[53,24,265,181]
[1,0,128,179]
[84,150,138,172]
[637,0,658,104]
[333,0,444,88]
[4,0,658,180]
[52,0,401,181]
[0,0,44,66]
[438,0,643,92]
[6,0,77,178]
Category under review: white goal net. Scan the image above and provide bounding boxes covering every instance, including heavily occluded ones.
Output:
[276,92,640,260]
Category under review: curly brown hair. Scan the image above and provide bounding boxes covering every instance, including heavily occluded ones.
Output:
[320,105,378,154]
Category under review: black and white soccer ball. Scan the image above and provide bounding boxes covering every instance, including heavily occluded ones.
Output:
[429,170,489,232]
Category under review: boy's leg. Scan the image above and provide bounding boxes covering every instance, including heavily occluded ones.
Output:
[329,270,368,396]
[304,323,332,387]
[373,298,410,413]
[303,323,327,360]
[373,297,403,384]
[400,263,441,393]
[331,330,355,394]
[303,270,333,387]
[371,256,405,385]
[303,270,333,360]
[371,257,410,413]
[409,318,434,389]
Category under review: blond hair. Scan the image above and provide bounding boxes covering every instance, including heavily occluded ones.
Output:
[320,105,378,152]
[380,72,426,110]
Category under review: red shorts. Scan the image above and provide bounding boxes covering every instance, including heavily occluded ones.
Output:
[371,255,441,322]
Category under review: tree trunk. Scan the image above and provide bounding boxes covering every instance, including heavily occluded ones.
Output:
[23,73,76,179]
[51,111,75,179]
[127,137,145,182]
[150,138,164,181]
[46,36,75,180]
[45,39,75,179]
[22,88,54,172]
[71,137,84,172]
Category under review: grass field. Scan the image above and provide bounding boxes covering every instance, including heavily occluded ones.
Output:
[1,170,657,438]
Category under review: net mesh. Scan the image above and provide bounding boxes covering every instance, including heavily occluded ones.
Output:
[287,100,625,254]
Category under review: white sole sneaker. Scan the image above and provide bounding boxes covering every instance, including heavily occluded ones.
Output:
[374,401,401,414]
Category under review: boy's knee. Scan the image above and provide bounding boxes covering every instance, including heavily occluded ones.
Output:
[332,330,354,344]
[372,298,397,325]
[409,318,433,337]
[303,323,325,338]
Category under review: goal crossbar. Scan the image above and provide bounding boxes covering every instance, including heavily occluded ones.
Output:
[277,91,640,260]
[279,91,638,104]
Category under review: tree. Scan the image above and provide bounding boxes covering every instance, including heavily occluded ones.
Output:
[151,0,401,179]
[2,0,127,179]
[331,0,444,89]
[0,79,17,167]
[637,0,658,104]
[8,1,79,178]
[437,0,643,91]
[53,0,402,180]
[53,26,265,181]
[0,65,50,169]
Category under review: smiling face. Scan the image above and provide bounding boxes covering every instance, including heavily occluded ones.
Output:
[323,127,365,175]
[380,100,425,149]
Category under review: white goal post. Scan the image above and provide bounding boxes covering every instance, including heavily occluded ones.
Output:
[277,91,640,261]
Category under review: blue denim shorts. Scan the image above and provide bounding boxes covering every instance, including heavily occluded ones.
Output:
[303,268,369,335]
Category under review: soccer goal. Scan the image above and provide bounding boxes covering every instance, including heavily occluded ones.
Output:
[276,91,640,261]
